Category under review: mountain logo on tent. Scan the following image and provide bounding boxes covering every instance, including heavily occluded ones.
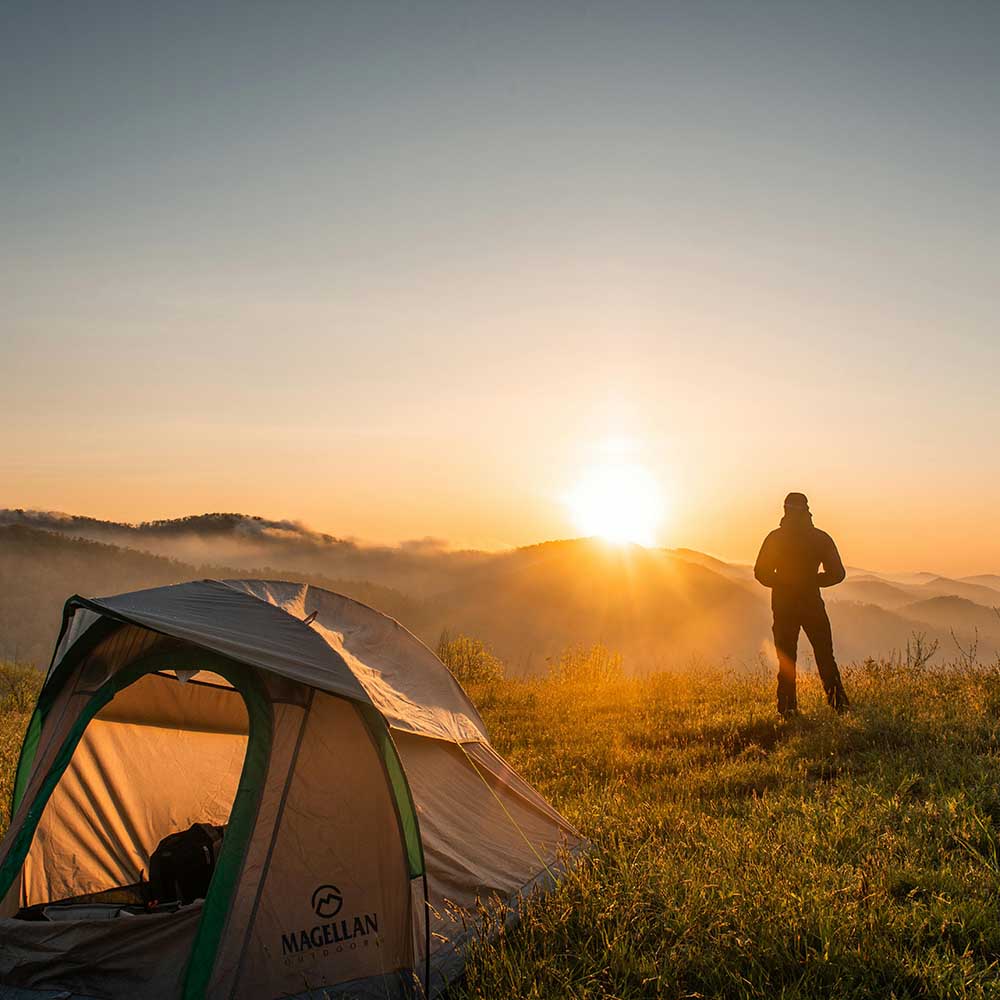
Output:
[281,886,379,959]
[311,884,343,919]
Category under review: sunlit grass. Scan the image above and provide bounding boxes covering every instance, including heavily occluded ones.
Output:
[1,659,998,997]
[456,660,1000,999]
[0,725,29,835]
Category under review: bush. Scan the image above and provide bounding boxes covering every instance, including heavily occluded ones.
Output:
[0,661,42,714]
[549,642,624,684]
[436,631,505,686]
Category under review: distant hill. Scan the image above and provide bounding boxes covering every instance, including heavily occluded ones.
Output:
[898,596,1000,637]
[834,572,1000,609]
[916,577,1000,607]
[0,525,776,674]
[825,601,996,664]
[879,571,942,585]
[4,509,999,675]
[0,526,192,664]
[0,525,424,668]
[827,578,916,610]
[0,509,489,595]
[432,539,771,673]
[667,548,756,587]
[958,574,1000,594]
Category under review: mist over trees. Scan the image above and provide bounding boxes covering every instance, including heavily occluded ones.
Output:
[0,524,424,667]
[2,511,999,674]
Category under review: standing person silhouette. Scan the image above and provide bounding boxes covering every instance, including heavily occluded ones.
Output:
[754,492,850,715]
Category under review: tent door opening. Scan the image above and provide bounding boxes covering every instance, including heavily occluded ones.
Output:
[9,656,257,921]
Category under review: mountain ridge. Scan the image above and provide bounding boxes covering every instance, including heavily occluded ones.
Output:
[3,511,998,674]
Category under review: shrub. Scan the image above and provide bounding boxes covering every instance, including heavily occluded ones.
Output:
[436,631,505,686]
[549,642,624,684]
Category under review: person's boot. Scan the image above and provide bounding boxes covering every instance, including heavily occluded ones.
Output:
[777,680,798,717]
[826,679,850,714]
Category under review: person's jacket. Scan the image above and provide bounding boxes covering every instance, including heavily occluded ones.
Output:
[754,511,845,604]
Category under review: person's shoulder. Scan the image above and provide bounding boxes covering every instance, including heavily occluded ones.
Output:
[813,527,838,547]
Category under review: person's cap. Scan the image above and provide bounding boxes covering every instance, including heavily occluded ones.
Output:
[783,492,810,511]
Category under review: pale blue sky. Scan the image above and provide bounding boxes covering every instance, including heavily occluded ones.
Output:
[3,2,998,572]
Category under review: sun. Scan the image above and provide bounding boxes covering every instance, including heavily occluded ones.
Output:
[567,460,663,547]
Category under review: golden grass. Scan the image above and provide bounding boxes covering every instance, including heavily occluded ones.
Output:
[1,658,998,997]
[455,660,1000,999]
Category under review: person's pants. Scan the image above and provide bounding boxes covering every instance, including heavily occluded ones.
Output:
[772,598,848,713]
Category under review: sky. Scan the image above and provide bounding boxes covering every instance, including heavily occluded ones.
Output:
[2,2,998,575]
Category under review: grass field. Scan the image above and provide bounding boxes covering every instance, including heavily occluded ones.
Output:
[454,660,1000,999]
[1,659,999,998]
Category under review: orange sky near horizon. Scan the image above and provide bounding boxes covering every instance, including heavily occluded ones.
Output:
[6,416,997,578]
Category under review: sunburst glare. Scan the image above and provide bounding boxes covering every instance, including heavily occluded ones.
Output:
[567,457,664,547]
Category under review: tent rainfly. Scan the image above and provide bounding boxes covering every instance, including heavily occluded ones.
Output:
[0,580,582,999]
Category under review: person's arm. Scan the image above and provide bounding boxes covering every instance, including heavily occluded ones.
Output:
[754,533,777,588]
[817,534,846,587]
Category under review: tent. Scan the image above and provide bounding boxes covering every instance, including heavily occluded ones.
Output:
[0,580,582,999]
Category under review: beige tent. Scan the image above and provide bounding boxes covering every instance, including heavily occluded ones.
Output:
[0,580,582,999]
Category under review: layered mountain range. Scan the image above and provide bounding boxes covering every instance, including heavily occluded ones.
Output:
[2,509,997,675]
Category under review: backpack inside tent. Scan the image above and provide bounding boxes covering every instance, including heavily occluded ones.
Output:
[0,580,583,999]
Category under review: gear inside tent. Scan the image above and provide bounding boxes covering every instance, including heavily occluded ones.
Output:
[0,580,583,999]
